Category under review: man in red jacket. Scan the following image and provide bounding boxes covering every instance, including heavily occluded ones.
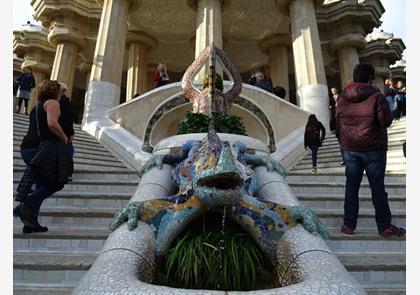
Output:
[336,64,405,238]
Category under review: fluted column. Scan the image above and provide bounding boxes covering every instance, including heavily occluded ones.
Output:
[371,65,389,93]
[330,32,366,88]
[48,25,86,98]
[289,0,329,126]
[260,34,291,100]
[189,0,223,80]
[29,71,47,110]
[82,0,130,124]
[50,42,79,97]
[125,32,157,101]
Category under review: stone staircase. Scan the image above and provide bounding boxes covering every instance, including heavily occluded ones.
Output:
[288,117,406,295]
[13,113,406,294]
[13,113,139,294]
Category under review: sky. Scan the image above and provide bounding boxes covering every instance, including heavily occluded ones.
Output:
[13,0,407,59]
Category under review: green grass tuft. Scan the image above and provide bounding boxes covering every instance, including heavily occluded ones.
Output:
[153,213,278,291]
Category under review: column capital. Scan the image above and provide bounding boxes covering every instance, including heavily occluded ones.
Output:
[260,34,292,54]
[126,31,158,49]
[276,0,324,14]
[329,32,367,53]
[186,0,224,11]
[48,24,87,49]
[96,0,138,9]
[21,58,51,75]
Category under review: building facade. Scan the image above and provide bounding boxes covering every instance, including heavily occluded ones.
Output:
[13,0,405,125]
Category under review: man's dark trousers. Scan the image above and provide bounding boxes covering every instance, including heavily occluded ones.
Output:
[342,149,391,232]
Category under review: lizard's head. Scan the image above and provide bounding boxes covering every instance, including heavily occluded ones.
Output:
[174,125,254,207]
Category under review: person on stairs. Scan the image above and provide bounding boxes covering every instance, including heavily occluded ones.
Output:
[304,114,326,174]
[58,82,75,181]
[14,80,73,233]
[15,67,36,115]
[336,63,405,238]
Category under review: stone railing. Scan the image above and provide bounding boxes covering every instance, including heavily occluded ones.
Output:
[107,82,310,170]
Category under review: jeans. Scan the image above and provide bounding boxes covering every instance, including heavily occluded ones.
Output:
[19,147,67,216]
[17,98,29,111]
[342,149,391,232]
[20,148,42,190]
[309,145,319,168]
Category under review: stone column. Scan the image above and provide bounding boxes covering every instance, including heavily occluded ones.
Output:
[370,64,389,93]
[29,71,47,111]
[330,33,366,88]
[288,0,329,126]
[77,61,92,92]
[260,34,291,100]
[125,32,157,101]
[82,0,130,124]
[50,42,79,97]
[48,27,86,98]
[189,0,223,80]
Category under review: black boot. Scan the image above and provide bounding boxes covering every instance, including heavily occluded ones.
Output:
[13,204,37,227]
[22,224,48,234]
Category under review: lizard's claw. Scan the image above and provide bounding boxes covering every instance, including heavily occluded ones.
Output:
[263,157,286,176]
[138,155,165,177]
[110,202,142,231]
[285,205,329,239]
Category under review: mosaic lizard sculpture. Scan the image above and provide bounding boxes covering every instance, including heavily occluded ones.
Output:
[110,125,329,264]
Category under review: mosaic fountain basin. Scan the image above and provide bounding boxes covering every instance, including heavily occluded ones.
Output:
[73,134,366,295]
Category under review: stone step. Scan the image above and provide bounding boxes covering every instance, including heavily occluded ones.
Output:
[13,120,91,134]
[338,253,405,272]
[32,196,129,211]
[13,130,109,149]
[14,130,99,145]
[13,284,73,295]
[314,143,405,155]
[287,173,406,183]
[321,130,406,142]
[13,141,112,157]
[290,165,406,174]
[288,181,405,195]
[318,211,405,230]
[318,137,406,147]
[301,148,405,159]
[13,150,122,164]
[13,138,109,153]
[299,154,406,165]
[13,179,138,194]
[300,198,405,211]
[13,206,405,230]
[13,204,119,228]
[13,125,95,140]
[14,227,109,253]
[294,159,406,171]
[13,169,138,181]
[365,288,406,295]
[327,229,405,253]
[13,145,115,158]
[13,115,83,129]
[13,156,127,169]
[14,162,131,173]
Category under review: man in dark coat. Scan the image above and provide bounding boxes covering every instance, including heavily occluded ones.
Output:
[336,63,405,238]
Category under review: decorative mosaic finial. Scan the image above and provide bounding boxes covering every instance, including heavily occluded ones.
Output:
[181,44,242,115]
